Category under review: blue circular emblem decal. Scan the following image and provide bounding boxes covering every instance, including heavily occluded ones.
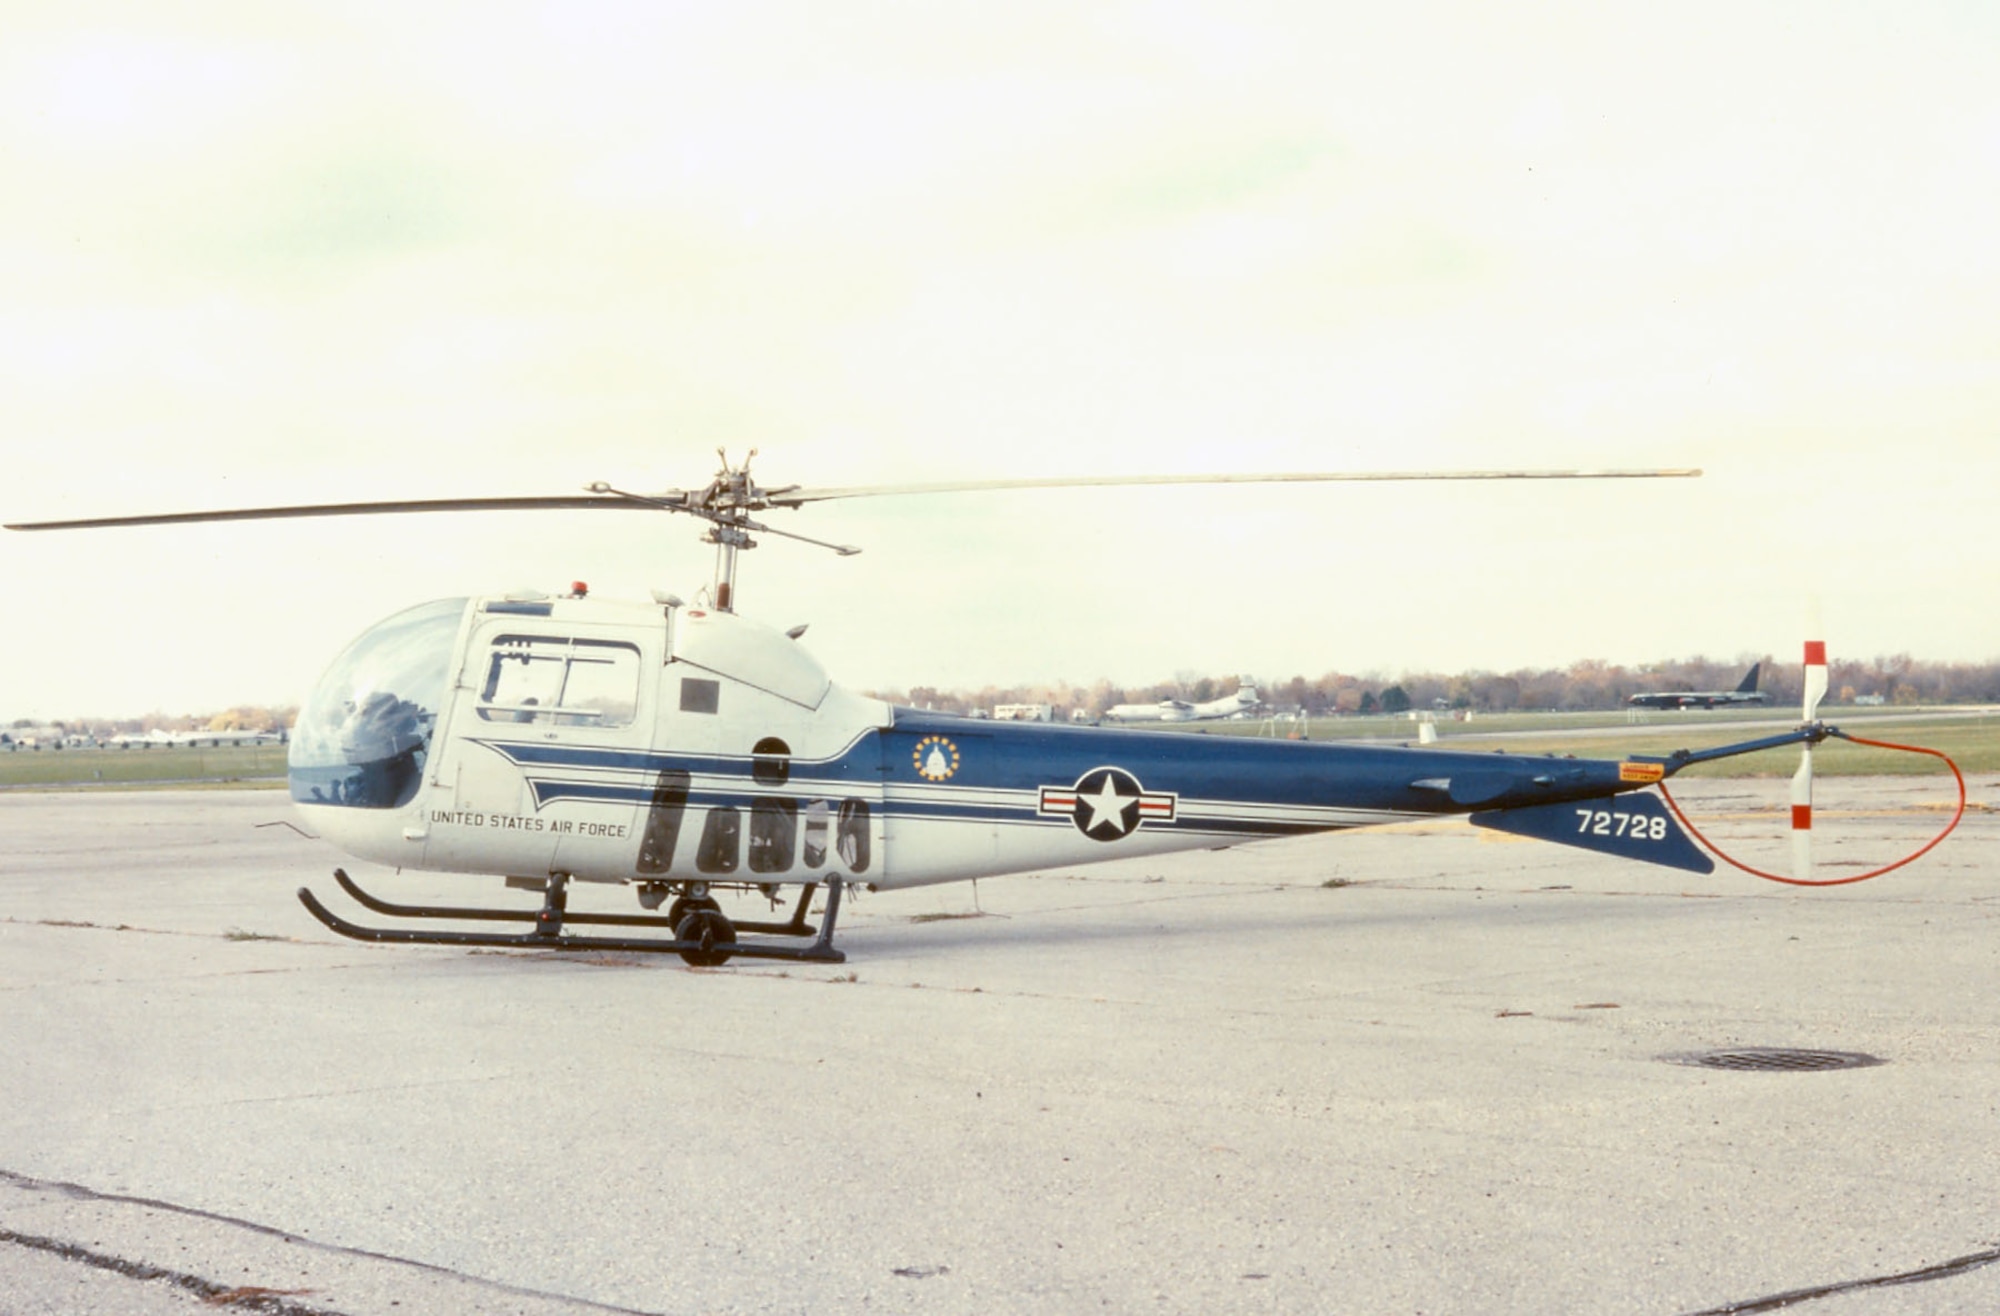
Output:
[913,735,960,781]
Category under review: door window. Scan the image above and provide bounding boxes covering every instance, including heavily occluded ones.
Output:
[477,635,640,727]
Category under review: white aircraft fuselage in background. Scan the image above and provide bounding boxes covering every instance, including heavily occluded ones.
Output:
[1103,686,1259,723]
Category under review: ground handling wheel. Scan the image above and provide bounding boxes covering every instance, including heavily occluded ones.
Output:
[674,907,736,967]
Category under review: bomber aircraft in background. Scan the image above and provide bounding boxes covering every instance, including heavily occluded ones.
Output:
[1103,681,1260,723]
[1628,663,1771,710]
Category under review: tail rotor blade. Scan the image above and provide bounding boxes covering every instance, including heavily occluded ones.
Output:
[1802,638,1828,724]
[1791,743,1814,881]
[1792,635,1828,881]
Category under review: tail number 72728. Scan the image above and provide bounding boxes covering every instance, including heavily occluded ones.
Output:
[1577,808,1670,841]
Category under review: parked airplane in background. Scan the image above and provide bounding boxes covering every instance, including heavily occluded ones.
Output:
[1104,681,1260,723]
[1628,664,1771,710]
[109,728,286,749]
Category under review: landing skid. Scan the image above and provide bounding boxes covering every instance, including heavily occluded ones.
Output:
[298,870,847,965]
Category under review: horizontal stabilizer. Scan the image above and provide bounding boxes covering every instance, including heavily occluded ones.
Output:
[1471,790,1714,873]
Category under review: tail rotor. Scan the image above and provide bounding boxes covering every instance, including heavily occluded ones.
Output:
[1659,621,1964,887]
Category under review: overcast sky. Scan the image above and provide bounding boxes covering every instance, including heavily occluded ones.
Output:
[3,1,1996,721]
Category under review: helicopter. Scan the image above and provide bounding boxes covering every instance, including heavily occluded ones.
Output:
[7,452,1952,967]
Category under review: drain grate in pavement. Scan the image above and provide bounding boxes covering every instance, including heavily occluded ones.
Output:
[1668,1047,1884,1073]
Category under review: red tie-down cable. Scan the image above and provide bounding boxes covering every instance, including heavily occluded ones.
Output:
[1657,730,1966,887]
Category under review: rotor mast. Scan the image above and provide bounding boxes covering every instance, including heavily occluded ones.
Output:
[710,524,749,612]
[702,449,758,612]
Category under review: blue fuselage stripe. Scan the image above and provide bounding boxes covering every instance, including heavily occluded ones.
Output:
[485,708,1646,838]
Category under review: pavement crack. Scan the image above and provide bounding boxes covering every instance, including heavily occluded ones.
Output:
[0,1227,342,1314]
[0,1168,665,1316]
[1686,1243,2000,1313]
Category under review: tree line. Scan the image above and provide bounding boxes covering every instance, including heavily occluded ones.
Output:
[873,653,2000,719]
[7,706,298,739]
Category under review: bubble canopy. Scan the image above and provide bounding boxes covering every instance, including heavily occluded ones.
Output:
[290,598,468,809]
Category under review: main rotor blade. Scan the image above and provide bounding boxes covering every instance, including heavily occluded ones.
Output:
[767,467,1703,506]
[4,494,681,532]
[5,466,1703,530]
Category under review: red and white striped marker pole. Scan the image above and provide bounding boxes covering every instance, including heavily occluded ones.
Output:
[1791,637,1830,880]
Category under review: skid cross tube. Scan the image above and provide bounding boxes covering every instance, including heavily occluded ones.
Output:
[299,872,847,963]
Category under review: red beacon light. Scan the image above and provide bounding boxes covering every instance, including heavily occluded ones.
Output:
[569,581,589,598]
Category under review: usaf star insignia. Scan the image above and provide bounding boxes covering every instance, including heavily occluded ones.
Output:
[913,734,961,782]
[1038,766,1176,841]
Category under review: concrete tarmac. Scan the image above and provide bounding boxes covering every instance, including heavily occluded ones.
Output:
[0,778,1994,1315]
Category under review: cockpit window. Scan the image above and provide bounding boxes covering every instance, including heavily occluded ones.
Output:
[477,635,639,728]
[290,598,468,809]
